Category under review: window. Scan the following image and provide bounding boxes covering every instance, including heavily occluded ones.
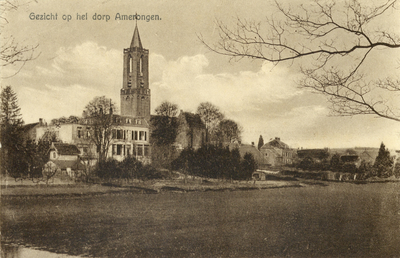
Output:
[134,131,138,140]
[129,56,133,73]
[117,145,122,155]
[112,129,117,139]
[136,119,142,125]
[139,57,143,76]
[52,152,57,159]
[137,145,143,156]
[86,127,91,138]
[139,131,145,141]
[77,127,82,138]
[117,129,123,139]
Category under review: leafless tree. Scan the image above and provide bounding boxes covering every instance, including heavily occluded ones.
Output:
[200,0,400,122]
[216,119,243,144]
[1,0,39,77]
[197,102,225,142]
[155,101,179,117]
[83,96,117,163]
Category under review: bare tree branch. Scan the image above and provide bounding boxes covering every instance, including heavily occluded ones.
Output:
[0,0,39,77]
[200,0,400,122]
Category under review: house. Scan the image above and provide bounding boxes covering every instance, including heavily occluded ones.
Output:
[21,121,40,143]
[297,148,330,161]
[259,137,296,167]
[48,142,81,176]
[229,142,264,167]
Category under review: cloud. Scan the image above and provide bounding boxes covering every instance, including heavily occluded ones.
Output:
[34,41,122,94]
[150,54,302,114]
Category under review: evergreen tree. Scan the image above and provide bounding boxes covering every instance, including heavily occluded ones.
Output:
[374,142,393,177]
[257,135,264,150]
[0,86,24,176]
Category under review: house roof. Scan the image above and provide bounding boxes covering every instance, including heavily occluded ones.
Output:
[297,149,330,160]
[340,155,360,163]
[52,143,81,156]
[261,138,290,150]
[23,122,39,132]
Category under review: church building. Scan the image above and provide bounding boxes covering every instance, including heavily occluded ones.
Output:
[32,25,151,164]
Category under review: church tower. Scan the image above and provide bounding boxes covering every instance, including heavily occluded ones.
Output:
[120,25,150,121]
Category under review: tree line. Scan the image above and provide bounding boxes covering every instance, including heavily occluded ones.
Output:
[295,142,398,178]
[1,88,257,182]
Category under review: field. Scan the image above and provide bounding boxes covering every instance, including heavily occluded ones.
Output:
[1,182,400,257]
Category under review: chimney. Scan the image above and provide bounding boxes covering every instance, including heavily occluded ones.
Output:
[275,137,280,141]
[251,142,254,146]
[39,118,43,126]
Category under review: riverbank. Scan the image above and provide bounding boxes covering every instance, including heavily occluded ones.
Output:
[0,177,302,198]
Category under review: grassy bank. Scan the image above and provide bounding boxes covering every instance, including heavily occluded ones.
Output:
[1,177,301,198]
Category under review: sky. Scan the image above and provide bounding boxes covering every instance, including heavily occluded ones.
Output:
[1,0,399,149]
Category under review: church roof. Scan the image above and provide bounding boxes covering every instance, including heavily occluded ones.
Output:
[130,25,143,48]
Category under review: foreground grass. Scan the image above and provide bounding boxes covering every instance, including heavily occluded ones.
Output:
[2,182,400,257]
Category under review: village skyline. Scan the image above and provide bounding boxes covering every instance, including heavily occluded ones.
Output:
[1,0,399,149]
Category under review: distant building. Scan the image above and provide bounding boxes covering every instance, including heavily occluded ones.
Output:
[297,148,330,162]
[48,142,81,175]
[229,142,264,167]
[259,137,296,167]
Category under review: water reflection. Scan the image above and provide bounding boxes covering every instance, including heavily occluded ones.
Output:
[1,244,82,258]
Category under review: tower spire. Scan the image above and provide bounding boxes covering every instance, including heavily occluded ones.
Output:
[130,20,142,49]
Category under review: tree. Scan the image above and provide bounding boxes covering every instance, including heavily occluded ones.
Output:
[257,135,264,150]
[155,101,179,117]
[151,102,179,146]
[374,142,393,177]
[216,119,242,144]
[240,153,257,180]
[1,0,38,76]
[196,102,224,142]
[201,0,400,122]
[330,153,342,172]
[83,96,117,163]
[151,102,179,169]
[0,86,24,175]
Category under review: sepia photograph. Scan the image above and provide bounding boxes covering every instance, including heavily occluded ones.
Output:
[1,0,399,257]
